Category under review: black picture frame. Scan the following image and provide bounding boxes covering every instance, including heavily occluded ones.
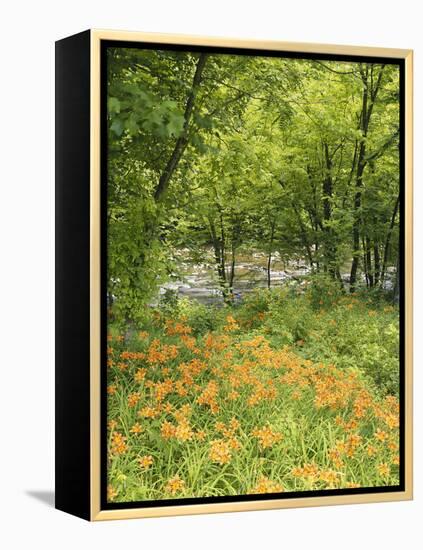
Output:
[55,29,413,521]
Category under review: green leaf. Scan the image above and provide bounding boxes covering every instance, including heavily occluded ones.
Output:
[166,113,185,137]
[110,118,124,137]
[108,97,121,114]
[125,114,140,135]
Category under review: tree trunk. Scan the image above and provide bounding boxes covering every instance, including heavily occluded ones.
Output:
[373,242,380,286]
[322,142,337,277]
[279,178,314,268]
[365,235,374,287]
[362,235,368,287]
[209,219,228,299]
[295,207,314,269]
[229,242,236,299]
[381,193,400,287]
[349,154,365,292]
[393,254,400,304]
[267,219,276,289]
[350,64,384,292]
[267,252,272,289]
[153,53,208,202]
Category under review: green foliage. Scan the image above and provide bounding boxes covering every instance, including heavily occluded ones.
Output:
[158,288,180,314]
[177,298,223,335]
[261,291,399,397]
[104,49,401,502]
[305,273,344,310]
[262,288,312,345]
[156,293,224,335]
[106,49,400,323]
[235,289,270,329]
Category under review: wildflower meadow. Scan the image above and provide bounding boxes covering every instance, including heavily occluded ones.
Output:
[106,286,400,502]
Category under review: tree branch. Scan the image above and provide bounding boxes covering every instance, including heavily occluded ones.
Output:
[365,129,399,163]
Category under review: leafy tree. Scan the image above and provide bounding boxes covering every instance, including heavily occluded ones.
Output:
[106,48,400,321]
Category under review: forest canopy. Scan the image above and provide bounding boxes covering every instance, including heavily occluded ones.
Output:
[106,47,400,321]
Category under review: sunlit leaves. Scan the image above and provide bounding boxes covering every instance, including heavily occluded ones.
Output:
[106,47,400,320]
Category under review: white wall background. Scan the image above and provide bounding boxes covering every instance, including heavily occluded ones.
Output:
[0,1,420,548]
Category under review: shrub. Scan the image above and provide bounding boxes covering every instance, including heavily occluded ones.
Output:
[158,288,179,314]
[177,297,223,335]
[306,273,343,310]
[235,289,270,329]
[262,288,312,345]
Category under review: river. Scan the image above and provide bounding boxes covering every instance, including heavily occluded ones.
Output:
[158,249,311,305]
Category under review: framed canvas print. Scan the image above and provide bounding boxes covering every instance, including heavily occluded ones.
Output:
[55,29,413,521]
